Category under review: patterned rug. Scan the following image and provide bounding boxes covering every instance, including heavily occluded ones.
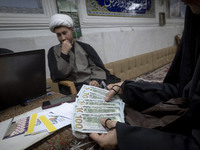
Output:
[26,127,102,150]
[135,63,171,83]
[1,63,171,150]
[0,92,102,150]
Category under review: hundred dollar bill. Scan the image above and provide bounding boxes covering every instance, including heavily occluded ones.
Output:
[77,84,121,100]
[75,98,125,116]
[78,84,108,97]
[72,113,123,133]
[78,89,106,100]
[72,85,125,133]
[75,98,123,107]
[74,105,121,114]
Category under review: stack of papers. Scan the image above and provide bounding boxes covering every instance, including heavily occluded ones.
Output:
[72,85,125,133]
[3,85,125,139]
[3,102,73,139]
[25,103,73,135]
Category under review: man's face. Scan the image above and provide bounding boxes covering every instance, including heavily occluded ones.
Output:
[55,26,74,44]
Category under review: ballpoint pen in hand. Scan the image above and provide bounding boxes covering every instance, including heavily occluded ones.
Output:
[101,81,109,90]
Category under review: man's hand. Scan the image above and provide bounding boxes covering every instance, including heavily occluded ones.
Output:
[89,80,100,87]
[105,81,124,102]
[89,118,118,149]
[61,40,72,55]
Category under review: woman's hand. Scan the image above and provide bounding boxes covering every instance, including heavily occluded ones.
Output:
[89,118,118,149]
[105,81,124,102]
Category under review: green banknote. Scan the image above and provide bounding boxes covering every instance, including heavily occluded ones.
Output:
[73,84,125,133]
[72,113,122,133]
[74,105,121,114]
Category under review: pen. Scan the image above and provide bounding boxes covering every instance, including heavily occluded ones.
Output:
[101,81,109,90]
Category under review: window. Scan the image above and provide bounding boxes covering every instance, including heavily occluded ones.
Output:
[56,0,82,38]
[0,0,57,31]
[166,0,186,19]
[0,0,44,14]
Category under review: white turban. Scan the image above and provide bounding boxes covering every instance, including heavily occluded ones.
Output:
[49,14,74,33]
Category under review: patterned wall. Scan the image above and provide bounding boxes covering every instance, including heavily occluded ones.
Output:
[86,0,155,18]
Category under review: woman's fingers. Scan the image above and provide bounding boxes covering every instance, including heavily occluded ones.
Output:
[105,90,116,102]
[105,82,124,102]
[101,118,117,130]
[89,133,105,142]
[89,118,118,149]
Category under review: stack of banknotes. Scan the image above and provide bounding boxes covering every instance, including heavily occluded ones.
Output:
[72,84,125,133]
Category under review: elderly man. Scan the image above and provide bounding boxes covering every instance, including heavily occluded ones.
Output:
[48,14,120,95]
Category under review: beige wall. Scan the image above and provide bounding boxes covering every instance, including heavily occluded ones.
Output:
[0,1,184,78]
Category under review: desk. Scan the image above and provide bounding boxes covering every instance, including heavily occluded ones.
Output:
[0,92,98,150]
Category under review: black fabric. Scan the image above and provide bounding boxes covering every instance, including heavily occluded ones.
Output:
[48,47,65,81]
[48,41,121,94]
[60,53,70,63]
[124,98,189,131]
[122,80,178,111]
[0,48,13,54]
[76,41,121,85]
[116,123,199,150]
[117,7,200,150]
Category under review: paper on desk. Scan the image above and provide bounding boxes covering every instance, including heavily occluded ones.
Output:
[3,117,30,139]
[26,102,74,135]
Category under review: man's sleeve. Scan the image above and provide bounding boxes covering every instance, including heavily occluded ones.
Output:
[47,47,72,82]
[76,41,121,84]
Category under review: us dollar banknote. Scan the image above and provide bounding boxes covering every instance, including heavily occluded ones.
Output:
[72,84,125,133]
[72,113,122,133]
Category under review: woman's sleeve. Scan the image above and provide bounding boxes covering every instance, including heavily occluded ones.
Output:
[116,122,200,150]
[121,80,179,111]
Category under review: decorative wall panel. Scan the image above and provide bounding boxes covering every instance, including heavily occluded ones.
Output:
[86,0,155,18]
